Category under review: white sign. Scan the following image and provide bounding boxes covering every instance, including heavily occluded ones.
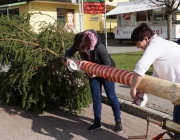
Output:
[114,25,180,39]
[89,16,99,21]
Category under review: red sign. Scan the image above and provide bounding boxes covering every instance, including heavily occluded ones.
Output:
[122,13,131,20]
[83,2,105,14]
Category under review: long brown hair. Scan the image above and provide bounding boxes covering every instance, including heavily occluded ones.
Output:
[74,32,91,52]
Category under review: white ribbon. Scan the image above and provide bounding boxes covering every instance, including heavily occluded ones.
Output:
[134,92,148,107]
[67,60,84,73]
[67,60,78,72]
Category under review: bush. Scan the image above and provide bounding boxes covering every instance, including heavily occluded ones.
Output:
[96,31,114,39]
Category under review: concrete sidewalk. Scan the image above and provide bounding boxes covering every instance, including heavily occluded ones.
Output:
[107,39,140,54]
[0,102,171,140]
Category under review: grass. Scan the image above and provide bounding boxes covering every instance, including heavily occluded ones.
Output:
[110,51,153,75]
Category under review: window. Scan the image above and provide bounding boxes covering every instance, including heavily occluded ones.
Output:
[154,14,164,21]
[9,8,19,18]
[147,10,152,21]
[57,8,66,26]
[57,8,74,28]
[137,11,147,21]
[0,8,19,18]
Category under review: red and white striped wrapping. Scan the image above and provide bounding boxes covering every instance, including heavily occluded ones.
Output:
[73,59,133,86]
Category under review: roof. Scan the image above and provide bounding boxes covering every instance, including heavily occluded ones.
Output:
[0,0,75,5]
[32,0,72,2]
[106,1,162,16]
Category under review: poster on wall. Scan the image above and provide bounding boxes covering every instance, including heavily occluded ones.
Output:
[66,9,74,28]
[83,0,105,14]
[122,13,131,20]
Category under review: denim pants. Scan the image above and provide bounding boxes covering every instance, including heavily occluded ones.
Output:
[89,77,121,123]
[173,105,180,138]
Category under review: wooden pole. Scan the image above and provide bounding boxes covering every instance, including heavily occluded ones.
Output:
[73,59,180,105]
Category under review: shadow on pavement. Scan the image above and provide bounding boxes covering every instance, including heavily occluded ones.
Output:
[1,104,126,140]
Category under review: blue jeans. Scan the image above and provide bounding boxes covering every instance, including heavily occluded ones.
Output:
[89,77,121,123]
[173,105,180,138]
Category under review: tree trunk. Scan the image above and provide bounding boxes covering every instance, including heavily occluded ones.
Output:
[167,11,173,41]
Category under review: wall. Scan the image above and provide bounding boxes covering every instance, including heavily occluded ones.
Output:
[106,0,129,6]
[27,1,117,33]
[20,3,29,14]
[84,14,103,32]
[15,1,118,33]
[27,2,79,32]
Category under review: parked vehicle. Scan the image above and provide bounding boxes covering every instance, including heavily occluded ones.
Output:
[106,1,180,43]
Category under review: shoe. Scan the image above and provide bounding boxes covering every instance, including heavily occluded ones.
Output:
[87,121,101,132]
[115,121,123,133]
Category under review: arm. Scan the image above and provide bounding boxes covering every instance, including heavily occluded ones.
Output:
[64,45,78,64]
[130,39,163,99]
[130,72,143,100]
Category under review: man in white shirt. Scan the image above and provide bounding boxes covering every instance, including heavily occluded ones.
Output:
[130,23,180,138]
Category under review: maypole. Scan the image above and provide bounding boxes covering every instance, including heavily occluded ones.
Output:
[71,59,180,105]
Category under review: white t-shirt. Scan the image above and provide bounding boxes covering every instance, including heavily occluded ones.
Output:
[134,35,180,83]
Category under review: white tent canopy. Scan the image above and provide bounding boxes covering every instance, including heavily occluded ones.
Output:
[106,1,162,16]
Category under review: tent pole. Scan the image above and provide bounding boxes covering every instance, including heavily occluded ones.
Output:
[78,0,82,32]
[81,0,84,31]
[104,0,107,48]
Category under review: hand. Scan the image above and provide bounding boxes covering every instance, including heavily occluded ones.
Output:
[86,73,97,78]
[130,88,138,100]
[66,59,71,66]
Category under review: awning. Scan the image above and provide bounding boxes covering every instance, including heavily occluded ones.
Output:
[32,0,74,4]
[106,2,162,16]
[0,1,27,9]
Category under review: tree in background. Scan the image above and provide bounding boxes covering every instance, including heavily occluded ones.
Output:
[150,0,180,40]
[0,12,92,114]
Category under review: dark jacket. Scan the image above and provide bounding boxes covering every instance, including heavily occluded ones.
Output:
[176,38,180,45]
[64,29,115,67]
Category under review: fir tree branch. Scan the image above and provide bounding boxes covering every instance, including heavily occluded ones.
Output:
[0,38,39,46]
[10,23,36,40]
[44,48,59,57]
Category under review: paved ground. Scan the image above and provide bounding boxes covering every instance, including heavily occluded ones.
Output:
[0,103,171,140]
[107,39,140,54]
[0,39,174,140]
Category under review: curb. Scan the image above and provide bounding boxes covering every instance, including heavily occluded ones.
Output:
[102,93,172,122]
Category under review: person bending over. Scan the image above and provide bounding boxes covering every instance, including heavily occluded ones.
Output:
[64,29,123,133]
[130,23,180,138]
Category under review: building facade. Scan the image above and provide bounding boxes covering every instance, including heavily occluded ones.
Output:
[0,0,120,33]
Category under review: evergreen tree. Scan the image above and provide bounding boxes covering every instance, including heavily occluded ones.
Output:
[0,13,92,114]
